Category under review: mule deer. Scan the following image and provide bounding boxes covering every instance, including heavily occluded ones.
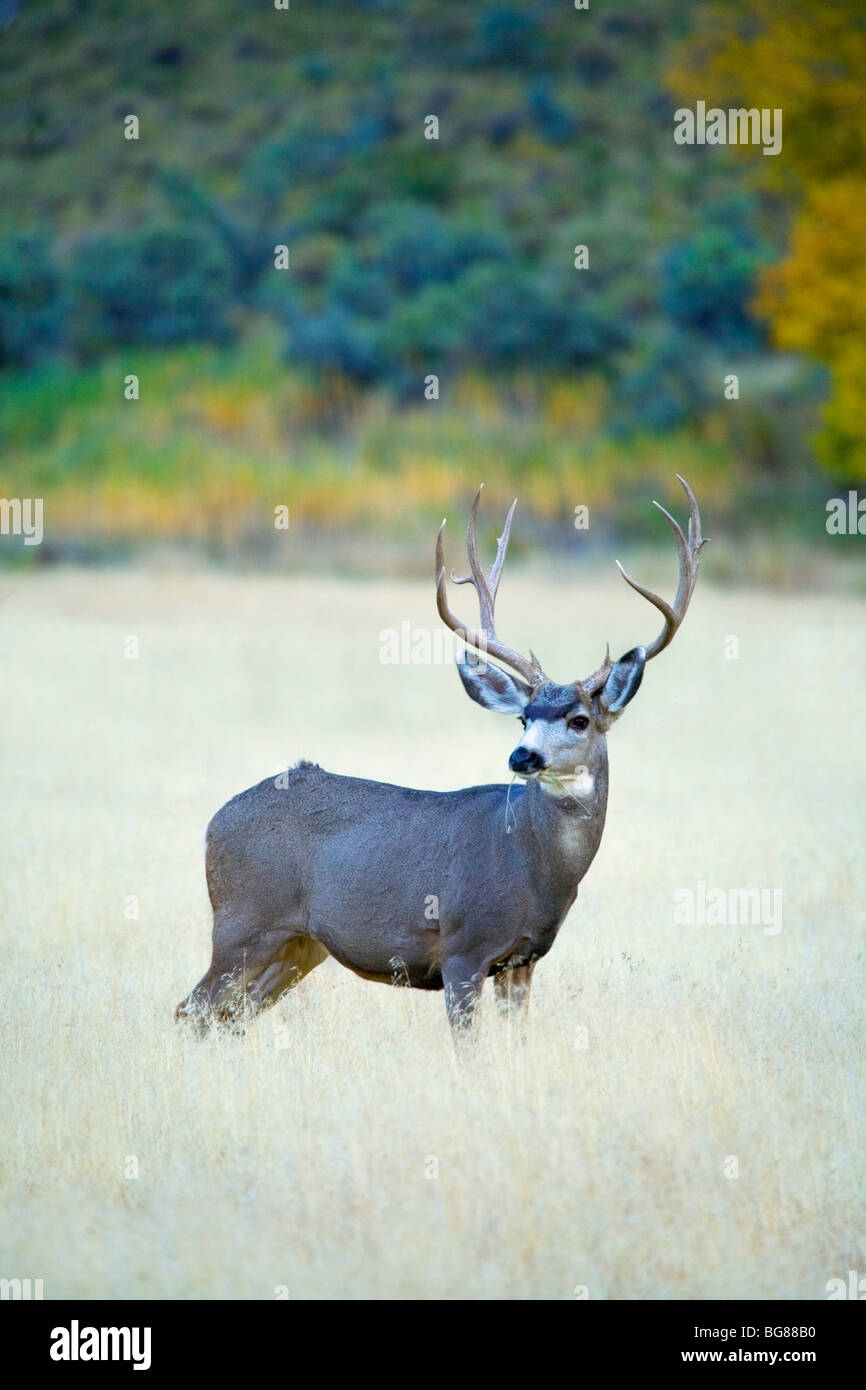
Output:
[176,477,706,1035]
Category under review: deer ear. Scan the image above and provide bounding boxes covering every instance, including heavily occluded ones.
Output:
[599,646,646,717]
[456,651,531,714]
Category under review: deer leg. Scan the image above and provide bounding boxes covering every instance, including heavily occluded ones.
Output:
[493,961,535,1021]
[442,956,487,1036]
[175,913,303,1031]
[245,937,328,1012]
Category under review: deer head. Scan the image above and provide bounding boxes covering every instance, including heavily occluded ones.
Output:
[435,477,707,788]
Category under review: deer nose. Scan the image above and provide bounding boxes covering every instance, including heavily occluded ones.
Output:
[509,746,547,774]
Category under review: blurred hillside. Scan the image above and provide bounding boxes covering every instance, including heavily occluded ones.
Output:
[0,0,862,576]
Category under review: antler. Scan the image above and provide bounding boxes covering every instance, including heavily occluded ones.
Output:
[616,473,707,659]
[582,476,706,696]
[436,485,544,687]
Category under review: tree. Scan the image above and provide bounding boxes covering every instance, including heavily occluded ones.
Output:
[671,0,866,481]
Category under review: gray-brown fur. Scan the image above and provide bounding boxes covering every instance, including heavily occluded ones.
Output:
[176,750,608,1030]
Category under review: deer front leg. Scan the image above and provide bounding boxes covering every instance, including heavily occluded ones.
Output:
[442,955,487,1036]
[493,961,535,1021]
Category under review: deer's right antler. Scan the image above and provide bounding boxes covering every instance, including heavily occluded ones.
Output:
[436,485,544,688]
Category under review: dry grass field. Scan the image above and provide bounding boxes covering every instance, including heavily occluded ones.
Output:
[1,563,863,1300]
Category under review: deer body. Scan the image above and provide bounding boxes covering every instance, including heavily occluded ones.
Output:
[191,747,609,1021]
[177,478,705,1034]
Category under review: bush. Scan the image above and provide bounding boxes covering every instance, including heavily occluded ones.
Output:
[456,262,561,366]
[527,79,577,145]
[467,8,542,67]
[356,202,504,295]
[387,283,471,364]
[609,329,708,434]
[284,302,383,383]
[0,235,66,368]
[70,224,234,352]
[660,204,770,350]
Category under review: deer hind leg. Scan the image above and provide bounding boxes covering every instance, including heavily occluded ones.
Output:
[493,960,535,1021]
[175,912,315,1033]
[245,936,328,1013]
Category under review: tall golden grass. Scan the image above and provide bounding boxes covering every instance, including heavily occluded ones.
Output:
[1,566,863,1298]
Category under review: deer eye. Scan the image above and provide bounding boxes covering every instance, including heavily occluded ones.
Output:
[569,714,590,732]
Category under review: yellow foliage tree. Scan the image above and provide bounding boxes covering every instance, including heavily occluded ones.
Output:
[670,1,866,481]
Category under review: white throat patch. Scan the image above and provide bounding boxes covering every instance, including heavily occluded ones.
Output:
[538,766,595,798]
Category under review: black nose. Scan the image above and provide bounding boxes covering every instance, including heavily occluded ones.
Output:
[509,746,546,774]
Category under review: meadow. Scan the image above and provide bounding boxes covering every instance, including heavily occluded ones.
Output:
[1,561,863,1300]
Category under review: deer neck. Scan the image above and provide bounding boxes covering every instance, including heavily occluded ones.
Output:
[525,740,609,883]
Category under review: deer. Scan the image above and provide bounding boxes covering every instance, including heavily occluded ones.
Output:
[176,477,706,1037]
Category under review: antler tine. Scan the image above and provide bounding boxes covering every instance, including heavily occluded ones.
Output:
[579,644,612,698]
[436,487,542,686]
[677,472,701,550]
[487,497,518,601]
[451,489,517,623]
[615,475,707,661]
[451,486,493,626]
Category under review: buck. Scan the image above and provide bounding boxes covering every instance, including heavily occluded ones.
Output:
[176,477,706,1035]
